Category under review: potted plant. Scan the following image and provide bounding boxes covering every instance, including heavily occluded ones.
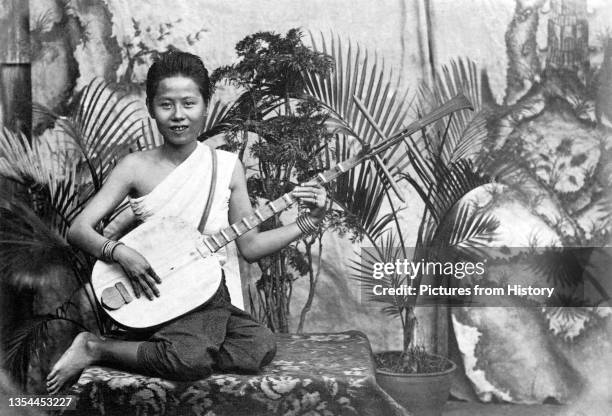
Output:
[375,346,456,416]
[303,34,504,415]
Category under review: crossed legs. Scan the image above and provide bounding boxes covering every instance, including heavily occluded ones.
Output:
[47,297,276,393]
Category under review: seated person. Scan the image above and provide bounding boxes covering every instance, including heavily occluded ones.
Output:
[47,50,327,393]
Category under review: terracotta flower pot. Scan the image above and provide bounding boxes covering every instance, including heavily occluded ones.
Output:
[375,352,456,416]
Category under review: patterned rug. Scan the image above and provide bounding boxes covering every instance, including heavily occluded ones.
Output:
[59,331,409,416]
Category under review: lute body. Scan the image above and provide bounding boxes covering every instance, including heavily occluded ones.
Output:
[91,94,473,330]
[91,217,222,329]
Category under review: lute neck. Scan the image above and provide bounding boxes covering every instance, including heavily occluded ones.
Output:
[200,154,364,253]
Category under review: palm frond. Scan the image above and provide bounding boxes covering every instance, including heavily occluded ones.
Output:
[3,316,51,388]
[0,127,97,237]
[400,153,490,224]
[349,232,402,288]
[0,128,38,182]
[200,98,235,139]
[435,201,499,249]
[33,78,145,189]
[380,305,404,318]
[3,314,88,388]
[0,128,57,185]
[136,117,163,150]
[304,31,414,178]
[417,58,486,164]
[21,79,155,235]
[348,232,411,314]
[325,134,393,241]
[0,193,75,290]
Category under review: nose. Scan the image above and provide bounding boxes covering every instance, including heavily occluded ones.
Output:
[171,105,186,120]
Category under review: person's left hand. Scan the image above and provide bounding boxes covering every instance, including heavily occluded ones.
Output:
[292,181,328,223]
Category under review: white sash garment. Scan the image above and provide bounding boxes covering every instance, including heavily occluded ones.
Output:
[128,143,244,309]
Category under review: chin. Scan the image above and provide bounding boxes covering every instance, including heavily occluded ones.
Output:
[164,133,198,146]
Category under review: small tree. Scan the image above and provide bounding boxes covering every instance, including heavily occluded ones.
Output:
[213,29,335,332]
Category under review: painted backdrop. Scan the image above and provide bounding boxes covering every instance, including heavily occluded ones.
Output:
[27,0,612,412]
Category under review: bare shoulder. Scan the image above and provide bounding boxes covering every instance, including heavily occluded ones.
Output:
[109,149,159,185]
[115,149,158,171]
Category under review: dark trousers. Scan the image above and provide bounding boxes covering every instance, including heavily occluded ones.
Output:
[135,280,276,381]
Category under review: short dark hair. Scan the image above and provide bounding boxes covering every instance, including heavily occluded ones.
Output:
[145,50,211,104]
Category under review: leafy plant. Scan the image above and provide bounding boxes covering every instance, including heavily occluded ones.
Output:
[304,32,504,357]
[213,29,336,332]
[0,79,148,388]
[379,58,502,352]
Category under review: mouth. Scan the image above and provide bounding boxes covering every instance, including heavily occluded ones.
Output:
[169,126,188,132]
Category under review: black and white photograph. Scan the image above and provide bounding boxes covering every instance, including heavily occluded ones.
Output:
[1,0,611,415]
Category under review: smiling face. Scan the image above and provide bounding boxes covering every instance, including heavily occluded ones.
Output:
[149,75,207,147]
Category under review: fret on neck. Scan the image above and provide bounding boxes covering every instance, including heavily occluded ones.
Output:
[201,155,361,252]
[201,192,298,252]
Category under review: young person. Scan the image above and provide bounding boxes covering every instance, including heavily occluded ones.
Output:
[46,51,327,393]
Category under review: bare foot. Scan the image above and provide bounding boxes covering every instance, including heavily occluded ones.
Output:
[46,332,99,394]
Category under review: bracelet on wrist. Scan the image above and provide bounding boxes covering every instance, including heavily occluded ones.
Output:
[100,239,124,262]
[296,214,319,236]
[100,239,112,261]
[109,241,125,262]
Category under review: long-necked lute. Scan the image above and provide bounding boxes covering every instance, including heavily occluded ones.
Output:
[91,94,473,329]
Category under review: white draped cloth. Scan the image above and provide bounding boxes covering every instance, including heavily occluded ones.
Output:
[128,143,244,309]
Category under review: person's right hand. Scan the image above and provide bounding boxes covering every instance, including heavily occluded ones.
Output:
[112,244,162,300]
